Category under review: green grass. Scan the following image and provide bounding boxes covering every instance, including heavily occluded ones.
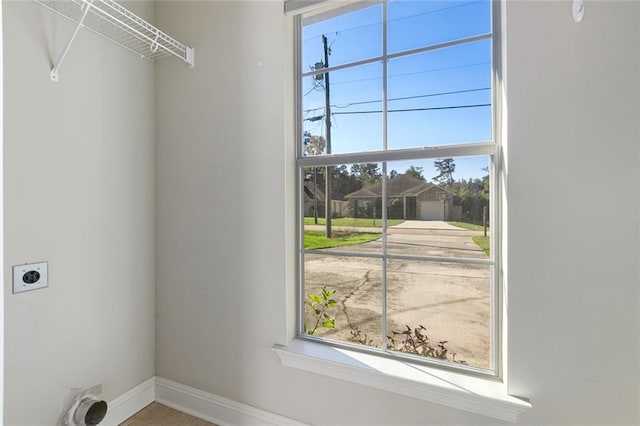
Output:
[449,222,490,256]
[304,217,404,227]
[304,231,382,250]
[448,221,487,232]
[472,236,490,257]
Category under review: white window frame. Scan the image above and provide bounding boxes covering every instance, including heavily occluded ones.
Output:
[297,0,497,373]
[274,1,531,421]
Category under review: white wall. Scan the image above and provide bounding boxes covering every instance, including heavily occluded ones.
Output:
[3,1,156,424]
[506,1,640,423]
[0,1,5,423]
[155,1,639,424]
[155,0,293,402]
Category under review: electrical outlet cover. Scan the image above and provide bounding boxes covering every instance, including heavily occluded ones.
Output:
[13,262,48,294]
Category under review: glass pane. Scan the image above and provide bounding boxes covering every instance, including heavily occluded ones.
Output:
[388,0,491,54]
[387,40,492,149]
[302,4,382,71]
[303,254,383,347]
[385,157,490,259]
[386,260,492,369]
[302,63,383,155]
[302,163,383,255]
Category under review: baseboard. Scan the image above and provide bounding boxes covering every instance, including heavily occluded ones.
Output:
[97,376,304,426]
[102,377,156,426]
[155,376,306,426]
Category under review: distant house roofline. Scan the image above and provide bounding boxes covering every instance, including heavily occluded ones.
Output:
[412,185,455,197]
[303,181,324,201]
[344,175,436,199]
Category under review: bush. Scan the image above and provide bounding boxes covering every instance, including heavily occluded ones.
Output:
[308,287,466,364]
[304,286,337,335]
[351,324,466,364]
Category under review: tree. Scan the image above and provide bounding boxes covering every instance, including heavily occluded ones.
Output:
[303,166,359,197]
[303,131,326,157]
[404,166,426,181]
[433,158,456,184]
[481,166,490,198]
[389,169,399,179]
[331,165,360,196]
[303,132,327,224]
[351,163,382,187]
[449,175,489,225]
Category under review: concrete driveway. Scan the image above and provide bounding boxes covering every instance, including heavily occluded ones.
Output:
[304,220,492,368]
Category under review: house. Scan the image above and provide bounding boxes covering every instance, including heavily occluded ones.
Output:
[2,1,639,425]
[302,181,324,217]
[302,181,348,218]
[344,175,462,221]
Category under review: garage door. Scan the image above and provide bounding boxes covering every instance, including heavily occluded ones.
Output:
[418,201,444,220]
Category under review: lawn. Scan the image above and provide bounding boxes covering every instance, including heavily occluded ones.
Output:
[472,236,490,257]
[449,222,490,257]
[304,217,404,227]
[448,221,488,232]
[304,231,382,250]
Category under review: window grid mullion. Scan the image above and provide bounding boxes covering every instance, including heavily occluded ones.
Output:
[301,249,495,267]
[491,0,503,377]
[294,14,306,338]
[296,142,497,167]
[381,0,389,356]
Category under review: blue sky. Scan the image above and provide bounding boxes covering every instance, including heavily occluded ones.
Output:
[301,0,492,182]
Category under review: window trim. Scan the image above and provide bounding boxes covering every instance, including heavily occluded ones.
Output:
[272,339,530,423]
[275,1,531,420]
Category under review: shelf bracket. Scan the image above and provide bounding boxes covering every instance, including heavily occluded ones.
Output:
[186,46,195,68]
[50,0,94,82]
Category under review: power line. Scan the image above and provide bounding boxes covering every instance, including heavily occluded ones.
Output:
[330,61,491,86]
[304,83,322,97]
[331,103,491,117]
[303,87,491,114]
[302,0,486,43]
[388,1,486,25]
[306,119,324,135]
[342,87,490,108]
[388,61,491,80]
[304,103,490,121]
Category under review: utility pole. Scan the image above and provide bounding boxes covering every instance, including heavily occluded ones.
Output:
[313,167,318,224]
[322,34,333,238]
[483,206,488,237]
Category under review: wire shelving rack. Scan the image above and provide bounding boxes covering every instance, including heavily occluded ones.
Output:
[34,0,195,81]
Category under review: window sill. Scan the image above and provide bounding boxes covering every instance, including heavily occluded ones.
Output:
[272,340,531,423]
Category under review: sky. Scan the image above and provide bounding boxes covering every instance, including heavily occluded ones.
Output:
[301,0,493,182]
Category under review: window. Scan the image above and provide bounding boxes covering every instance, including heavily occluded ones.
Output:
[295,0,499,376]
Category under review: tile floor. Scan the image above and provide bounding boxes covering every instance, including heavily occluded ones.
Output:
[119,402,216,426]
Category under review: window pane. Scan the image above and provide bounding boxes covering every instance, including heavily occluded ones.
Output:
[302,4,382,72]
[387,40,492,149]
[298,1,497,374]
[302,163,383,255]
[385,157,490,259]
[386,260,492,369]
[303,254,383,347]
[388,0,491,54]
[302,63,383,155]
